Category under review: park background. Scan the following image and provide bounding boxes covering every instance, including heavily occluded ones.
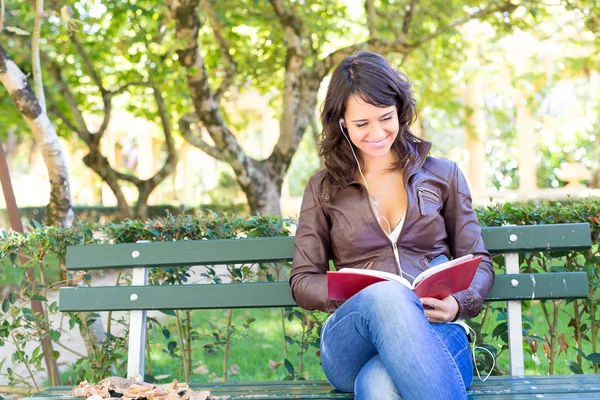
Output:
[0,0,599,394]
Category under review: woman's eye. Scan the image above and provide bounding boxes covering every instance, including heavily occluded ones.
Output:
[381,116,393,121]
[356,123,367,128]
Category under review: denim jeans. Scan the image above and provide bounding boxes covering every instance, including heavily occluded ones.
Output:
[320,281,473,400]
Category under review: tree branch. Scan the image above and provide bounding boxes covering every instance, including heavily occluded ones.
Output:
[69,32,104,91]
[402,0,418,35]
[409,1,517,47]
[200,0,237,102]
[32,0,45,110]
[148,85,177,185]
[48,105,80,134]
[45,59,92,143]
[166,0,252,182]
[314,39,410,80]
[268,0,304,156]
[178,112,226,161]
[69,31,113,137]
[0,0,5,34]
[110,81,150,96]
[314,1,516,80]
[365,0,376,39]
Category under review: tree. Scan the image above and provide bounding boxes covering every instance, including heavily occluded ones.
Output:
[167,0,518,215]
[1,1,179,220]
[0,2,73,227]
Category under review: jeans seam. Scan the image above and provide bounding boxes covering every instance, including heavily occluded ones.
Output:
[431,326,469,398]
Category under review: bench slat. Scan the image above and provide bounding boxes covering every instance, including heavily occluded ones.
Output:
[481,223,592,253]
[65,224,591,271]
[66,237,296,270]
[26,375,600,399]
[59,272,589,312]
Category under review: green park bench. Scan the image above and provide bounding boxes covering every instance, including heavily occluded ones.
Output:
[30,223,599,399]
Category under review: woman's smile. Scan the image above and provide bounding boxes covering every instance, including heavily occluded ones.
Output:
[364,134,392,149]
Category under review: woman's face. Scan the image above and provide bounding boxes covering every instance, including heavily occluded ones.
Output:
[342,95,399,160]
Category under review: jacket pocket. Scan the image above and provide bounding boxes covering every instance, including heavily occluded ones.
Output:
[417,186,441,216]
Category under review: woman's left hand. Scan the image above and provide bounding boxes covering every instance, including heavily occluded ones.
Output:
[420,296,459,323]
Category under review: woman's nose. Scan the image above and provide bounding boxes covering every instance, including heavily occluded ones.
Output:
[370,123,386,139]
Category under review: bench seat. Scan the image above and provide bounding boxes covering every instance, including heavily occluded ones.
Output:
[31,375,600,399]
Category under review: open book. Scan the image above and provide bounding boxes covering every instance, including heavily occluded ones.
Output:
[327,254,482,300]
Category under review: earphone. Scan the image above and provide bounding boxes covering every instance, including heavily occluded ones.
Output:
[339,118,369,191]
[338,118,396,238]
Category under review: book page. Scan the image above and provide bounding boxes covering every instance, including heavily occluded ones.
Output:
[413,254,474,286]
[339,268,412,289]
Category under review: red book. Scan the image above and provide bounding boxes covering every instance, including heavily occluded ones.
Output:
[327,255,482,300]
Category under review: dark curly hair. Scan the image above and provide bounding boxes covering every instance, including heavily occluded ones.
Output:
[319,51,421,187]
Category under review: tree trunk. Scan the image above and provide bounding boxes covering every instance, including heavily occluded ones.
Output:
[591,130,600,188]
[239,165,283,215]
[0,45,74,228]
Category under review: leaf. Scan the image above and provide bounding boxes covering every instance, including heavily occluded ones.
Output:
[1,298,8,313]
[31,294,47,302]
[542,342,551,359]
[5,26,30,35]
[587,353,600,365]
[284,358,294,375]
[573,348,588,361]
[22,308,35,321]
[557,333,568,357]
[565,360,583,374]
[268,360,282,370]
[49,329,61,342]
[162,328,170,339]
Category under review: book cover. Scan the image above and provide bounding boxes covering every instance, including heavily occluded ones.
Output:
[327,255,482,301]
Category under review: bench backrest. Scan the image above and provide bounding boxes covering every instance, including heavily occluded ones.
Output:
[60,223,592,312]
[59,223,592,378]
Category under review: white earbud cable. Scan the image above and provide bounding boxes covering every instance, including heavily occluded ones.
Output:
[338,119,394,235]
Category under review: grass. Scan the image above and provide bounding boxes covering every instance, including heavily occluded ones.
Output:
[145,307,326,383]
[56,301,594,385]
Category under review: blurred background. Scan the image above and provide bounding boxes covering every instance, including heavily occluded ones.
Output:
[1,0,598,227]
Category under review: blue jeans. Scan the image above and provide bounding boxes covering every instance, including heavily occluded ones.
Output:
[320,281,473,400]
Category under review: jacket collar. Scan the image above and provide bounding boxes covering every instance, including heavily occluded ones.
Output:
[348,139,432,186]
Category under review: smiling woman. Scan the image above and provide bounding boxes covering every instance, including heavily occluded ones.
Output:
[290,51,495,400]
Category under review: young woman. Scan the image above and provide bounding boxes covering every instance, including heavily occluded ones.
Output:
[290,51,494,400]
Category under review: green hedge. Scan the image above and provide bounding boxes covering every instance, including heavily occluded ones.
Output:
[0,203,250,228]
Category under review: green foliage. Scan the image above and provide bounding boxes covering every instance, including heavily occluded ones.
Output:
[471,196,600,375]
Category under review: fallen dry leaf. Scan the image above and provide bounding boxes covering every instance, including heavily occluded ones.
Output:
[190,391,210,400]
[268,360,282,370]
[71,377,210,400]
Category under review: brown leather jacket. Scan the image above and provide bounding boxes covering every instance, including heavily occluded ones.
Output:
[290,140,494,319]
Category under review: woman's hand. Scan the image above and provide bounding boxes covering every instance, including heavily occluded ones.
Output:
[420,296,459,323]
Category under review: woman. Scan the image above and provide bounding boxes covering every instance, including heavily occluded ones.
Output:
[290,51,494,400]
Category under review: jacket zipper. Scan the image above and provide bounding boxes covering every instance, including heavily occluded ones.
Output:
[417,187,440,216]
